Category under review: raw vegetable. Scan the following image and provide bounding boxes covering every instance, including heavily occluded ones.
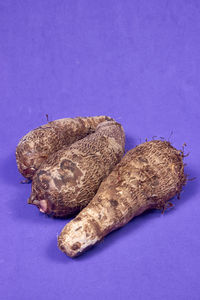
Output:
[16,116,113,179]
[28,121,125,217]
[58,140,186,257]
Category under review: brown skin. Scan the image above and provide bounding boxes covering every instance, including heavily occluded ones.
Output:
[16,116,113,179]
[58,140,186,257]
[28,121,125,217]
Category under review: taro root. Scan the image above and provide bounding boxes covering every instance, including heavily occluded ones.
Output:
[28,121,125,217]
[58,140,186,257]
[16,116,113,179]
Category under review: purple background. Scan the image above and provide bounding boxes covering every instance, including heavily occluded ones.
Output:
[0,1,199,299]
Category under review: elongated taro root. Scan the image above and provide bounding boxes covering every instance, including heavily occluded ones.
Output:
[58,140,186,257]
[28,121,125,217]
[16,116,113,179]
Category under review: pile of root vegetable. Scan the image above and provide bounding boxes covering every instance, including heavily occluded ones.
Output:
[16,116,187,257]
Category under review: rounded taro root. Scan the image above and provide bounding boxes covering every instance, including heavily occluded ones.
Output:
[58,140,186,257]
[16,115,113,179]
[28,121,125,217]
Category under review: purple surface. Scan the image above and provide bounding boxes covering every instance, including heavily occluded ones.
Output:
[0,1,199,299]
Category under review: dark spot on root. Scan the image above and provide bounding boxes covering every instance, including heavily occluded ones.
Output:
[53,177,64,189]
[36,170,50,190]
[97,196,102,203]
[110,199,118,207]
[88,219,102,238]
[75,226,82,231]
[60,159,77,171]
[23,167,36,177]
[59,160,83,185]
[59,243,66,252]
[74,217,82,222]
[71,242,81,251]
[40,179,49,190]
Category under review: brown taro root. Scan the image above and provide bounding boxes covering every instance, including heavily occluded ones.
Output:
[16,116,113,179]
[28,121,125,217]
[58,140,186,257]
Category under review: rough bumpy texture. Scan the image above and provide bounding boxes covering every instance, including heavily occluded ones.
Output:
[28,121,125,217]
[16,116,113,179]
[58,140,186,257]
